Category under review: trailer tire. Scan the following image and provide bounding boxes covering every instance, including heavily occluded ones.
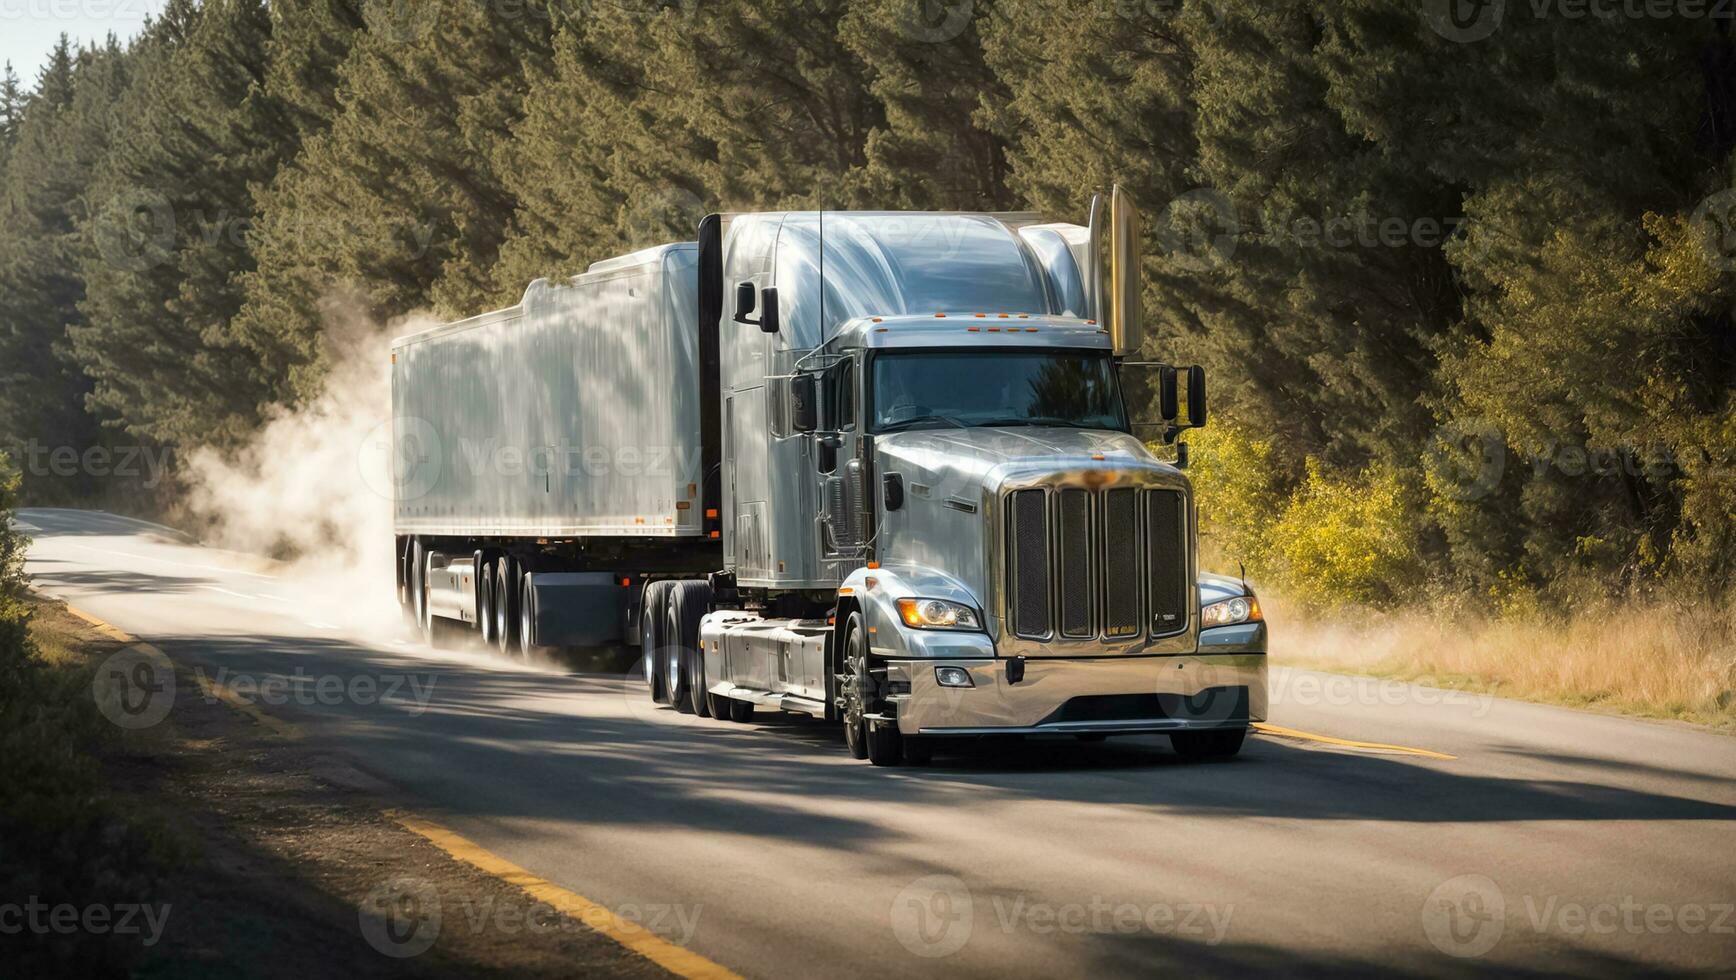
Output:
[493,557,517,656]
[420,550,446,645]
[1169,728,1247,760]
[409,539,428,634]
[667,581,713,717]
[518,572,548,662]
[639,581,670,702]
[478,562,497,647]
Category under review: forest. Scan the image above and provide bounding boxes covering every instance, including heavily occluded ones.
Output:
[2,0,1734,622]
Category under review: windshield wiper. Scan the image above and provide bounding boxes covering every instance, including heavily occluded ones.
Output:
[877,413,969,433]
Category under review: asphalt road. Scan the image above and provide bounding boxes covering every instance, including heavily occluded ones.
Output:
[18,507,1736,978]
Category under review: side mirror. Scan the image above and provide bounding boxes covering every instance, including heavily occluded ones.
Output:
[1158,366,1179,423]
[882,473,905,512]
[790,374,818,433]
[732,282,780,333]
[733,281,757,323]
[758,287,780,334]
[1185,365,1207,428]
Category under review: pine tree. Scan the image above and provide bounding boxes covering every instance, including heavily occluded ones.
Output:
[234,0,558,402]
[71,0,297,447]
[0,38,131,500]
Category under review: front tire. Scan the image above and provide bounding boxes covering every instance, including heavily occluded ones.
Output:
[842,612,902,764]
[1170,728,1247,760]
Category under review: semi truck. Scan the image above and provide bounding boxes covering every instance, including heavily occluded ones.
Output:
[391,189,1268,766]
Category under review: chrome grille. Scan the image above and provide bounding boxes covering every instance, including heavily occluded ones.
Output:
[1057,489,1092,637]
[1007,486,1189,641]
[1103,488,1142,637]
[1010,490,1050,637]
[1147,489,1187,635]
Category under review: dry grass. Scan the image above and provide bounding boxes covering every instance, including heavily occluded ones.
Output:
[1264,594,1736,729]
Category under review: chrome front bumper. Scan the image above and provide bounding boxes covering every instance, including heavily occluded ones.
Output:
[885,650,1268,736]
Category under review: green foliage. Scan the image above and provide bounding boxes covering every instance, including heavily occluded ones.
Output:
[1189,425,1425,608]
[0,0,1734,609]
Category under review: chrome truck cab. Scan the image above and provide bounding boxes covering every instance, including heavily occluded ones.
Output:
[694,194,1266,765]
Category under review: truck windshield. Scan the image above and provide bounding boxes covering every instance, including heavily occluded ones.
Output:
[869,350,1129,433]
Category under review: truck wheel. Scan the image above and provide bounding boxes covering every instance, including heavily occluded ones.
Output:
[668,581,713,717]
[728,698,754,723]
[493,557,516,656]
[518,573,546,661]
[840,613,876,761]
[420,550,445,644]
[1170,729,1247,760]
[639,581,669,702]
[664,599,692,713]
[409,539,428,634]
[478,564,497,647]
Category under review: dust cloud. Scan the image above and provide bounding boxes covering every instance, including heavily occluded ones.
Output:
[181,305,438,637]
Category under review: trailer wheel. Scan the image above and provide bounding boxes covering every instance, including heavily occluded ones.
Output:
[409,539,428,634]
[478,562,497,647]
[1169,728,1247,760]
[668,581,713,717]
[518,572,548,662]
[640,582,670,702]
[493,558,516,656]
[420,550,446,644]
[664,599,692,713]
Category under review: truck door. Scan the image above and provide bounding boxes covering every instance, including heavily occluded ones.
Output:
[819,354,867,560]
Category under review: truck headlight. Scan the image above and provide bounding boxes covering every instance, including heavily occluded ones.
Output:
[1200,595,1262,629]
[896,597,982,631]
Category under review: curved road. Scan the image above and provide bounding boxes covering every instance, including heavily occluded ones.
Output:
[18,508,1736,978]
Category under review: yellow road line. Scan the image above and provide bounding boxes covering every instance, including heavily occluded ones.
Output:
[65,603,138,643]
[192,671,304,740]
[62,598,733,977]
[390,810,742,980]
[1252,722,1456,760]
[65,601,303,740]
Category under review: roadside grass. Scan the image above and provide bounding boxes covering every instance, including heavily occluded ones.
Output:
[0,597,182,975]
[1264,593,1736,730]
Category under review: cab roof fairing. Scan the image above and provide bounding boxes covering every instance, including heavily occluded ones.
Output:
[720,211,1095,351]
